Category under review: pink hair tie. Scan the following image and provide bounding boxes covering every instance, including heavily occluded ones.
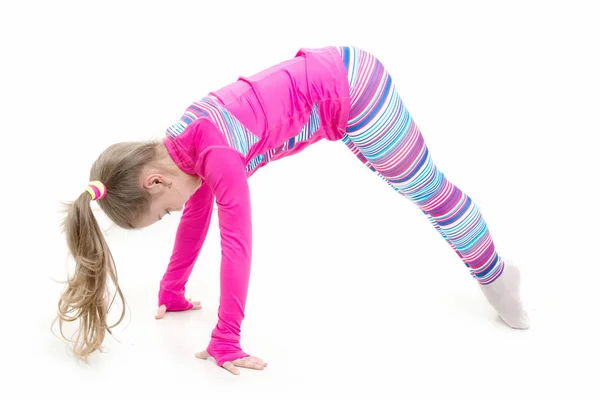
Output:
[86,180,107,200]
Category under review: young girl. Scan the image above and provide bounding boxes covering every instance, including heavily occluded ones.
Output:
[56,46,529,375]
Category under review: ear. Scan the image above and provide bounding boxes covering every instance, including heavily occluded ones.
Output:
[142,172,168,192]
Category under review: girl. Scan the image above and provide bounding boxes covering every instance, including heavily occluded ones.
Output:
[56,46,529,375]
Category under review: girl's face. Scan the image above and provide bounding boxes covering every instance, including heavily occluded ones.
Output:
[136,171,202,228]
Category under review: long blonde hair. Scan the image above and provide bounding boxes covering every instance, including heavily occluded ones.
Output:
[55,141,162,361]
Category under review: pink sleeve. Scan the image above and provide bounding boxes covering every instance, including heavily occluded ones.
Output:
[158,183,215,311]
[195,145,252,367]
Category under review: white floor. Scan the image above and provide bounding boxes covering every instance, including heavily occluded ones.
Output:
[23,140,600,398]
[3,1,599,398]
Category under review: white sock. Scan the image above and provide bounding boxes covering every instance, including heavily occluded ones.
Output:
[479,260,530,329]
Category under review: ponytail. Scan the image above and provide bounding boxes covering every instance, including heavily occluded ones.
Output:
[55,192,126,361]
[54,141,161,360]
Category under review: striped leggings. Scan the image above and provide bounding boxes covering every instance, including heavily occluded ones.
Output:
[336,46,504,285]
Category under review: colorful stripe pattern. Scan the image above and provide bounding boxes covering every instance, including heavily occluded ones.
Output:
[246,103,321,174]
[166,96,261,158]
[337,46,504,285]
[166,95,322,175]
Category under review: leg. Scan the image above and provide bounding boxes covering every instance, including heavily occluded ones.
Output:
[342,135,467,265]
[337,46,528,328]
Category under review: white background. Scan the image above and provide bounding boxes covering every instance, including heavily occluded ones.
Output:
[1,0,598,397]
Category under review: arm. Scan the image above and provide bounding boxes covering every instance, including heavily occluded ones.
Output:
[158,182,215,310]
[196,145,252,367]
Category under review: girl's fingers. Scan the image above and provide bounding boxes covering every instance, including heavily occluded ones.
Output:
[187,298,202,309]
[194,352,265,375]
[232,356,266,370]
[247,355,268,367]
[221,361,240,375]
[195,351,240,375]
[155,305,167,319]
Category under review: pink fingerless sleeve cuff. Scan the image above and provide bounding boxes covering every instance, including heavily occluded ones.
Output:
[157,290,194,311]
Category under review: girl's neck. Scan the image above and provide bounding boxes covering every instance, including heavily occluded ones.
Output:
[157,141,202,190]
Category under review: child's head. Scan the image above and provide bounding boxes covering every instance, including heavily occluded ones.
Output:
[55,140,200,360]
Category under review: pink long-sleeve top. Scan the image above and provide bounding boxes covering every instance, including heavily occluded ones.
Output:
[160,47,350,366]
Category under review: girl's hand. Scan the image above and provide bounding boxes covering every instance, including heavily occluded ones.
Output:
[195,351,268,375]
[155,297,202,319]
